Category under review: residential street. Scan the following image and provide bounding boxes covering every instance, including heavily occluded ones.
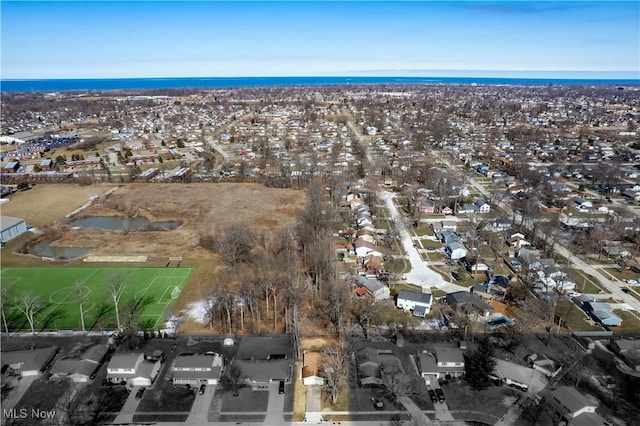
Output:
[380,190,469,294]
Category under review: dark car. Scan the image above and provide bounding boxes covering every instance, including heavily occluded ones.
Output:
[428,389,437,403]
[435,388,445,403]
[199,384,206,395]
[135,387,145,399]
[278,380,285,394]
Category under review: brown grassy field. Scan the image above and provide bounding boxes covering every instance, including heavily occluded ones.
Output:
[1,183,116,228]
[47,182,305,259]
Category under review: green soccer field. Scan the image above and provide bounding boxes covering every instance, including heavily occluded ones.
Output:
[0,267,192,332]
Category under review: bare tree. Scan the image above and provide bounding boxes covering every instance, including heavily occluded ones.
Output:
[379,365,421,405]
[321,343,348,405]
[105,273,128,330]
[1,284,13,334]
[14,291,44,334]
[74,280,88,332]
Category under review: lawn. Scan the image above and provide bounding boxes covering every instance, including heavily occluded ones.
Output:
[0,267,192,331]
[556,300,603,331]
[220,386,269,412]
[441,381,516,421]
[613,310,640,334]
[567,269,601,294]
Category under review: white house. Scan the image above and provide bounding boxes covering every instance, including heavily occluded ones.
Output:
[106,352,161,386]
[445,241,467,260]
[172,353,223,386]
[474,199,491,214]
[548,386,598,421]
[396,290,432,317]
[416,344,465,384]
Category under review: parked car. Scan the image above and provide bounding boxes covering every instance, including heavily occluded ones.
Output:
[199,384,206,395]
[428,389,437,403]
[435,388,446,403]
[278,380,285,394]
[135,387,146,399]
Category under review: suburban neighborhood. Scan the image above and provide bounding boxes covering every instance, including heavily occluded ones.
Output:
[1,81,640,426]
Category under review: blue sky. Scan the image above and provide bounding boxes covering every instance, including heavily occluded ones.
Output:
[1,1,639,79]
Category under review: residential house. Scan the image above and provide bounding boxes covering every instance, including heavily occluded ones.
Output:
[609,339,640,372]
[572,196,593,210]
[354,239,383,258]
[445,241,467,260]
[234,336,293,390]
[171,353,223,386]
[396,290,432,317]
[49,344,109,383]
[490,359,542,392]
[356,275,390,301]
[463,256,490,276]
[356,348,404,386]
[491,218,512,232]
[418,199,436,214]
[582,301,623,327]
[415,343,465,385]
[547,386,604,425]
[301,351,324,386]
[445,292,492,318]
[437,229,461,245]
[517,247,542,270]
[1,347,57,377]
[441,220,457,230]
[471,275,510,300]
[106,352,161,386]
[474,198,491,214]
[458,204,477,214]
[441,206,454,216]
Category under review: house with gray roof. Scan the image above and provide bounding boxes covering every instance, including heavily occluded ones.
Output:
[356,275,389,301]
[106,352,161,386]
[1,347,57,377]
[416,343,465,385]
[582,301,622,327]
[396,290,432,317]
[445,241,467,260]
[547,386,605,425]
[445,291,492,318]
[172,353,223,386]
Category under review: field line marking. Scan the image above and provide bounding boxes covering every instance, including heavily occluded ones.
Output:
[0,277,21,286]
[157,286,172,305]
[153,270,191,329]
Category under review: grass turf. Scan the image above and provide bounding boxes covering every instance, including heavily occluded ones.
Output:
[1,267,191,332]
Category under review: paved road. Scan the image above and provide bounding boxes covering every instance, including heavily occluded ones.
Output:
[380,190,469,294]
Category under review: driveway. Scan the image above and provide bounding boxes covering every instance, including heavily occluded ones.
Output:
[112,385,142,424]
[263,380,286,426]
[186,383,216,424]
[0,375,37,423]
[380,190,468,294]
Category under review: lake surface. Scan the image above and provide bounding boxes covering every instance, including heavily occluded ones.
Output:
[30,239,91,259]
[71,216,181,231]
[3,76,638,92]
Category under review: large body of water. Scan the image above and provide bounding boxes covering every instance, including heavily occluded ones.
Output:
[2,76,639,93]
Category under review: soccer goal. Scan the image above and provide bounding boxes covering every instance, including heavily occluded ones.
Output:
[171,286,182,299]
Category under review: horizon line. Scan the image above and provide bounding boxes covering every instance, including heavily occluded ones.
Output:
[3,73,640,82]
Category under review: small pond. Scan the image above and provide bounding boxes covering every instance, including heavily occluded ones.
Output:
[71,216,181,231]
[30,239,91,259]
